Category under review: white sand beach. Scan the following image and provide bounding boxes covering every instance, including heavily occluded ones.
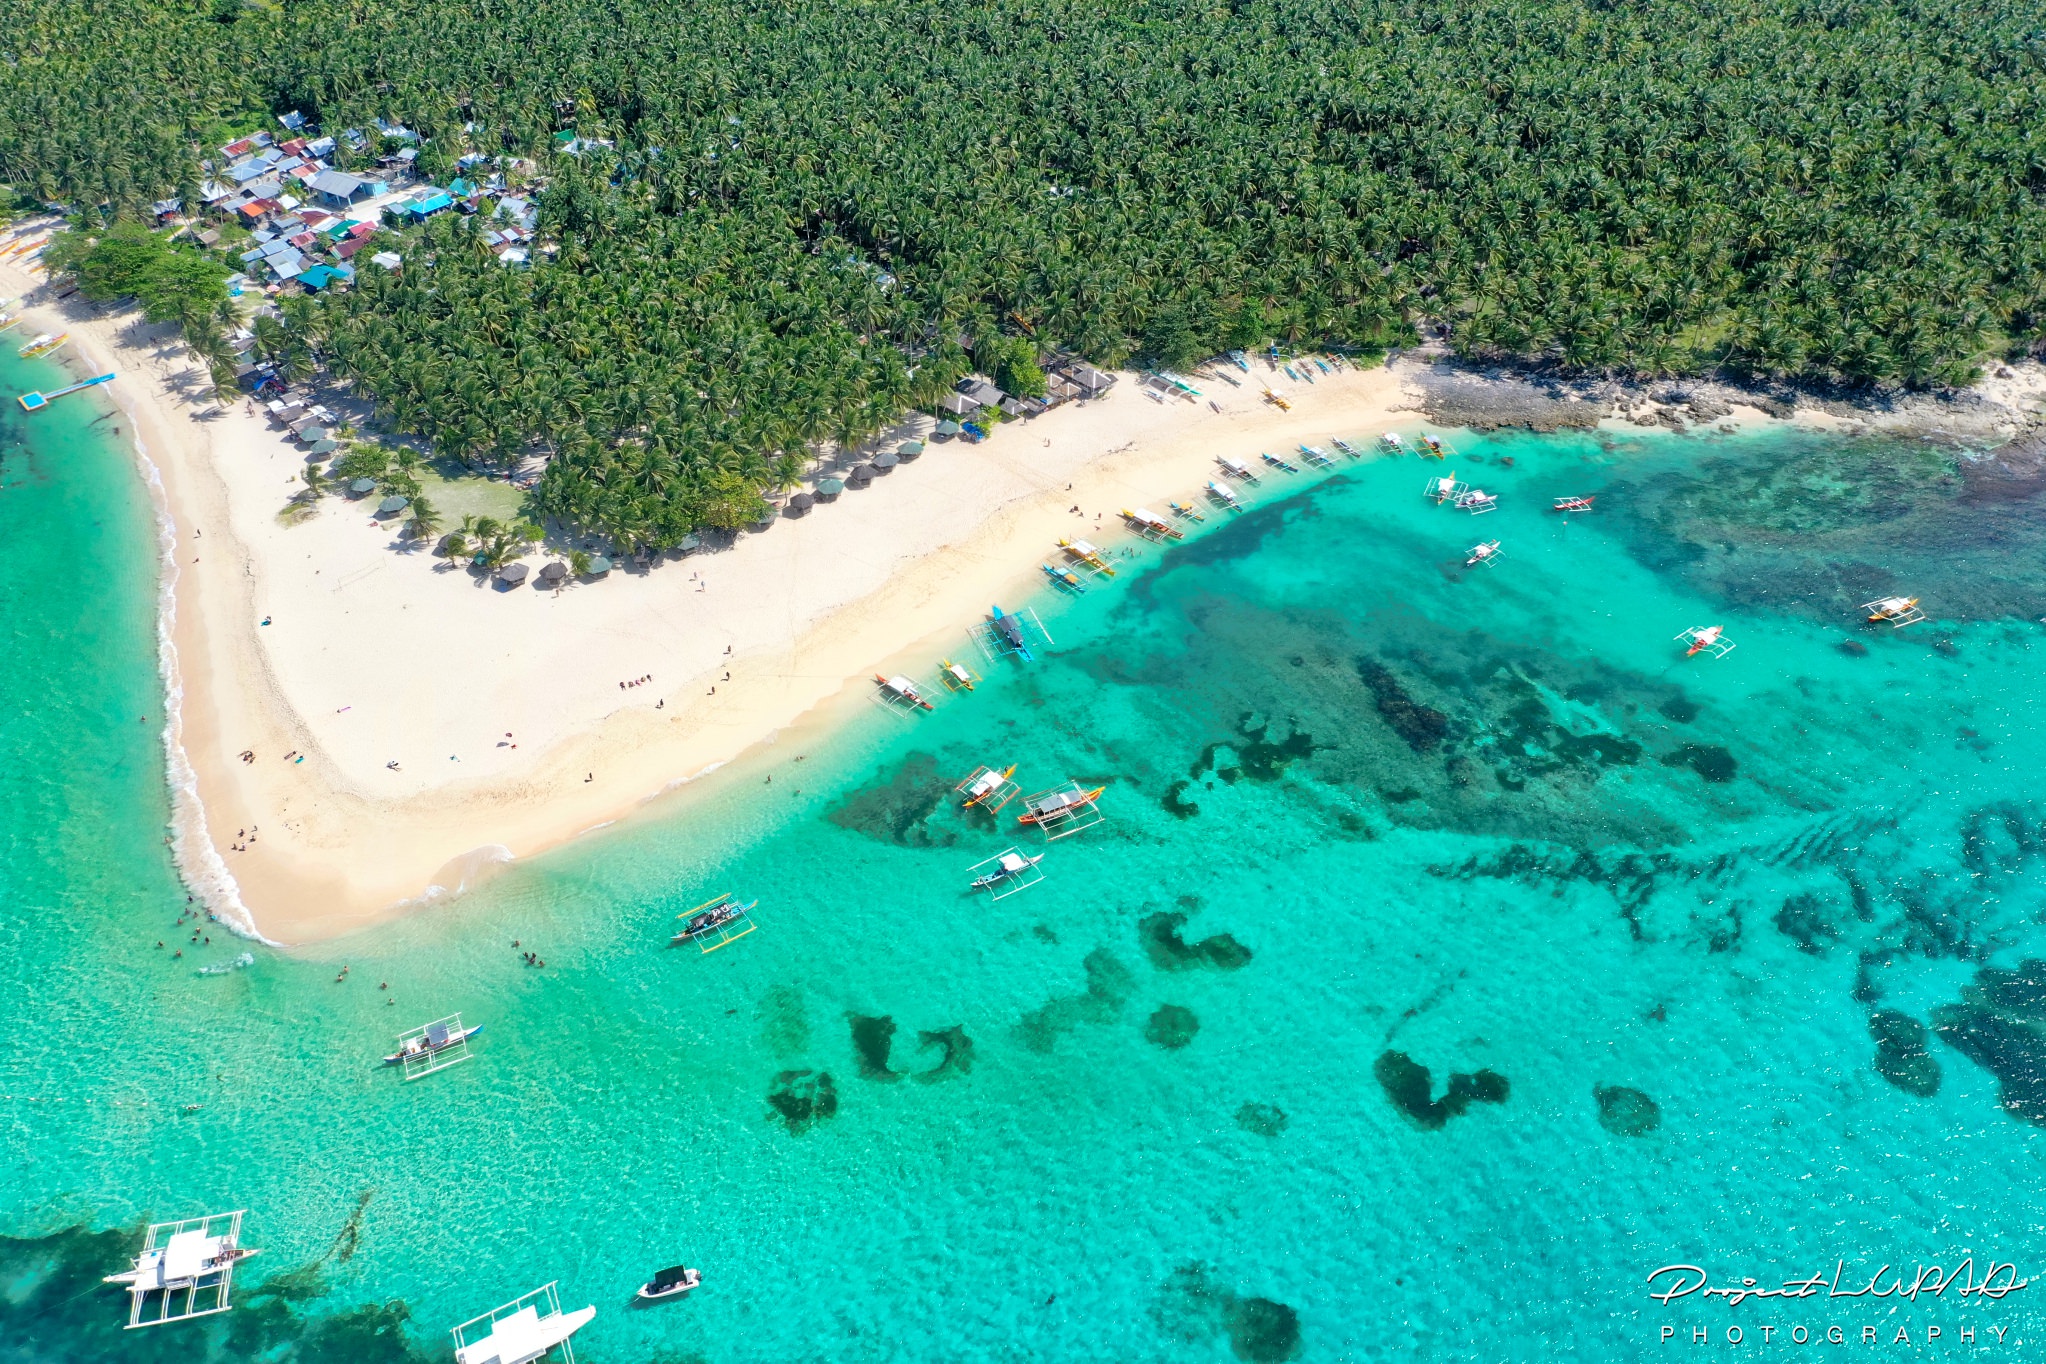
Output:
[1,242,1444,944]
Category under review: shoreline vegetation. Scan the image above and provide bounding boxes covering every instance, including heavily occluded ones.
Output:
[2,0,2043,939]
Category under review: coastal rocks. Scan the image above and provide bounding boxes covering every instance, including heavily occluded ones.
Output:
[826,751,958,847]
[1868,1010,1942,1096]
[1374,1050,1509,1129]
[1015,948,1136,1052]
[1410,365,1607,433]
[767,1069,839,1132]
[1931,961,2046,1123]
[1156,1263,1303,1363]
[1145,1004,1200,1049]
[1140,909,1254,971]
[1235,1102,1289,1137]
[1593,1084,1662,1136]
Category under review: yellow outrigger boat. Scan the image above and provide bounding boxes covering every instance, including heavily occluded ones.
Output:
[1057,537,1115,576]
[939,657,980,691]
[957,763,1020,811]
[18,331,67,359]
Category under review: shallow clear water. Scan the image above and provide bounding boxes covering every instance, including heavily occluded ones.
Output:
[2,382,2042,1361]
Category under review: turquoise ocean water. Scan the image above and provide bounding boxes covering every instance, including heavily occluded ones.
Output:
[2,353,2042,1361]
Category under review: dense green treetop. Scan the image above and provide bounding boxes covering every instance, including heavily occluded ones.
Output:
[3,0,2044,545]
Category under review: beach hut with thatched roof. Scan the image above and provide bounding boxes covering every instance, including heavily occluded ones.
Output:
[538,561,568,585]
[584,555,612,577]
[348,477,377,496]
[872,451,900,471]
[308,439,339,456]
[847,463,878,486]
[784,491,816,516]
[933,420,962,439]
[897,441,925,460]
[677,533,703,554]
[497,562,530,586]
[376,495,409,516]
[815,478,845,501]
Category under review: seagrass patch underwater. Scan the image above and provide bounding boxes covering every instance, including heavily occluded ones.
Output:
[4,415,2045,1361]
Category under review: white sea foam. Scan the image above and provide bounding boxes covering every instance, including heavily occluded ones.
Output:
[126,417,276,946]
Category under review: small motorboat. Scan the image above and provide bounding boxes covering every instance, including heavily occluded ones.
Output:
[1465,540,1502,568]
[637,1266,701,1301]
[383,1020,484,1065]
[971,849,1044,892]
[876,674,934,710]
[1553,495,1596,513]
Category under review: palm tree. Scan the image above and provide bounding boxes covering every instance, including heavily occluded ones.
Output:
[403,493,442,541]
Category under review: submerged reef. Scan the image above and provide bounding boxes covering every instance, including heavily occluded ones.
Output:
[1374,1051,1510,1129]
[1235,1102,1289,1137]
[1015,949,1136,1053]
[914,1025,975,1081]
[767,1069,839,1132]
[1869,1010,1942,1096]
[1145,1004,1200,1049]
[1355,658,1449,752]
[1932,961,2046,1123]
[1140,909,1254,972]
[848,1014,900,1081]
[826,751,958,847]
[1593,1085,1662,1136]
[1156,1263,1303,1363]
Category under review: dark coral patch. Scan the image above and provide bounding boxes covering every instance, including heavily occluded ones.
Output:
[825,751,958,846]
[1356,658,1449,751]
[1229,1297,1303,1364]
[1932,961,2046,1121]
[1374,1050,1509,1129]
[1145,1004,1200,1049]
[1015,948,1136,1053]
[848,1014,900,1081]
[1593,1084,1662,1136]
[1660,743,1737,782]
[1140,911,1253,972]
[1869,1010,1941,1096]
[1235,1102,1289,1137]
[1162,779,1201,819]
[1837,639,1869,657]
[1774,892,1841,954]
[914,1025,975,1081]
[767,1069,839,1132]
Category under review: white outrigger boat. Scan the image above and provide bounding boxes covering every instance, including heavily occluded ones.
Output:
[1425,471,1469,504]
[1207,479,1242,510]
[452,1284,596,1364]
[1057,537,1116,576]
[957,763,1021,811]
[637,1265,701,1301]
[1217,455,1260,483]
[1121,507,1184,541]
[1380,432,1406,455]
[970,848,1045,896]
[875,673,934,710]
[1454,488,1498,514]
[672,892,758,950]
[1332,438,1359,457]
[106,1211,260,1328]
[383,1017,484,1069]
[1465,540,1502,568]
[1862,596,1926,627]
[1677,625,1736,659]
[1298,443,1334,467]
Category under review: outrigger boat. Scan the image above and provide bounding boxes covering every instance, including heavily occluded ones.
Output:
[1332,438,1358,457]
[1058,537,1116,576]
[1229,349,1252,372]
[672,893,758,949]
[1420,435,1450,459]
[1862,596,1926,627]
[1041,562,1087,592]
[1168,499,1206,523]
[18,331,67,359]
[1261,452,1299,473]
[1018,784,1105,829]
[1217,455,1260,483]
[1454,489,1498,514]
[1676,625,1736,659]
[1263,388,1290,411]
[106,1213,261,1328]
[875,673,935,710]
[1465,540,1502,568]
[939,657,980,691]
[1315,359,1332,374]
[990,605,1034,661]
[382,1018,484,1067]
[1552,495,1596,512]
[637,1266,701,1302]
[1380,432,1407,455]
[1298,443,1334,467]
[971,849,1045,893]
[1121,507,1185,540]
[1206,479,1242,510]
[958,763,1020,810]
[1425,471,1469,504]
